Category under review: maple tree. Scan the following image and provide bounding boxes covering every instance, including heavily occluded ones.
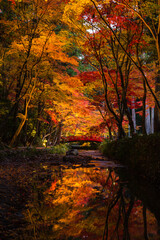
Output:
[112,0,160,131]
[0,0,103,146]
[63,0,158,137]
[0,0,159,145]
[63,0,155,137]
[79,71,118,138]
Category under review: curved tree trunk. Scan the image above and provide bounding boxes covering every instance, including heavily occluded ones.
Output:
[9,83,35,147]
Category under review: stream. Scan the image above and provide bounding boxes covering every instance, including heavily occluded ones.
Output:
[0,149,160,240]
[22,150,160,240]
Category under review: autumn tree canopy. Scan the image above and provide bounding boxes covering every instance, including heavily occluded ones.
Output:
[63,0,157,138]
[0,0,159,145]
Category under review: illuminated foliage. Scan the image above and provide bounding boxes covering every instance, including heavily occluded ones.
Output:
[63,0,158,136]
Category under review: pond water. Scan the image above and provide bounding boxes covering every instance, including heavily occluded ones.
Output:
[24,151,160,240]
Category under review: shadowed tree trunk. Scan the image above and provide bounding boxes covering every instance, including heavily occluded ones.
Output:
[154,70,160,132]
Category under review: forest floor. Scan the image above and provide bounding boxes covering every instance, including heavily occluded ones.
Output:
[0,149,106,240]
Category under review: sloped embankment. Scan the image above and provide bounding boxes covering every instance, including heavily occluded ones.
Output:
[100,134,160,186]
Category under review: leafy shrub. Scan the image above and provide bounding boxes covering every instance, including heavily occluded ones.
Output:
[49,143,69,154]
[99,138,112,155]
[32,136,44,147]
[100,134,160,184]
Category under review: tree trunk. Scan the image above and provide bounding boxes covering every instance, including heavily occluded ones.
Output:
[142,79,147,135]
[155,1,160,132]
[151,108,154,133]
[154,70,160,132]
[9,83,35,147]
[117,121,125,139]
[145,105,151,135]
[132,108,136,133]
[108,126,112,140]
[125,107,135,137]
[56,121,63,145]
[36,101,42,138]
[131,98,136,134]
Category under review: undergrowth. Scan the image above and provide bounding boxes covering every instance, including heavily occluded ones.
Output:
[99,134,160,184]
[0,143,69,161]
[49,143,69,154]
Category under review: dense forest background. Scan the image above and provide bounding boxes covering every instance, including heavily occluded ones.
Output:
[0,0,160,147]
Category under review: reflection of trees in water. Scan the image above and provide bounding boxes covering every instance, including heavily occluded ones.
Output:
[118,168,160,239]
[103,171,153,240]
[24,166,158,240]
[103,184,134,240]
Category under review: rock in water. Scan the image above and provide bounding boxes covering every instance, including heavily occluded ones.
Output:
[66,149,78,156]
[63,149,78,162]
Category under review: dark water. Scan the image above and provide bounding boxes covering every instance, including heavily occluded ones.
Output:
[24,151,160,240]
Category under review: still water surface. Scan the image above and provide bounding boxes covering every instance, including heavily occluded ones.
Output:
[25,150,160,240]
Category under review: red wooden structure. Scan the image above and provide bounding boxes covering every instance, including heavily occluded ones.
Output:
[61,136,104,143]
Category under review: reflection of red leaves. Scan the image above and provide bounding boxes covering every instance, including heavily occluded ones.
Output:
[76,196,90,207]
[134,199,142,207]
[9,0,15,4]
[75,187,92,207]
[46,180,57,193]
